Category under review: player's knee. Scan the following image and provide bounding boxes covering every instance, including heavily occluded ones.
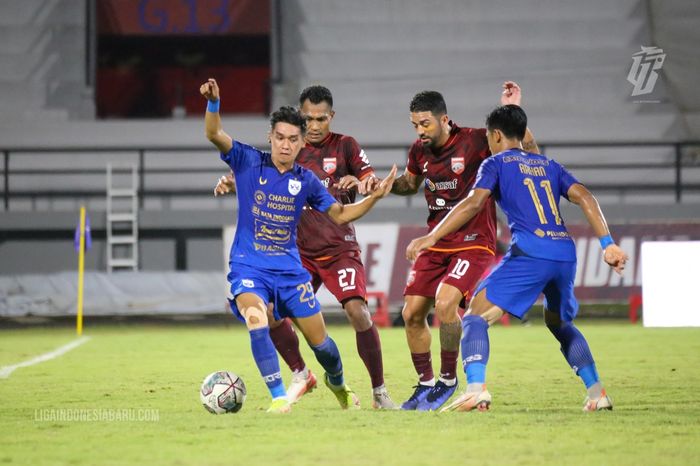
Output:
[243,303,268,329]
[434,298,460,322]
[343,299,372,331]
[402,305,426,327]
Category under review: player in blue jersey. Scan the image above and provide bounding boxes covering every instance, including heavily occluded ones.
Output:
[406,104,628,412]
[201,78,397,413]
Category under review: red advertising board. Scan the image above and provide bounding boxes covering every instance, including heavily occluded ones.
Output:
[389,222,700,304]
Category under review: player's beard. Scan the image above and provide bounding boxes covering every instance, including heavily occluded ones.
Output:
[421,136,437,149]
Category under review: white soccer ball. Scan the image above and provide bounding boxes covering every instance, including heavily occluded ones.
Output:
[200,371,246,414]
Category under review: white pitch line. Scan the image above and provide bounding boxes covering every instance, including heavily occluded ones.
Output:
[0,336,91,379]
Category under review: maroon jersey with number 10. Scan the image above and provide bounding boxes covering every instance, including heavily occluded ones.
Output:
[295,132,374,259]
[407,123,497,253]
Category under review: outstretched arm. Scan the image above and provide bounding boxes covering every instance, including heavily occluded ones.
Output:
[567,183,628,275]
[500,81,540,154]
[406,188,491,260]
[326,165,397,224]
[201,78,233,154]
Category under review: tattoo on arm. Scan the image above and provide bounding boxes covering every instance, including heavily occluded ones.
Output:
[391,174,418,195]
[522,128,540,154]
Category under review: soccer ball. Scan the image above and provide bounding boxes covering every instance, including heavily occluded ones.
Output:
[200,371,246,414]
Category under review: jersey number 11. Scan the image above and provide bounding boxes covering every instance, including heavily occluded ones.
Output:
[523,178,562,225]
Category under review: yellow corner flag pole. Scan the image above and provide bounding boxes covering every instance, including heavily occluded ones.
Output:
[76,206,86,336]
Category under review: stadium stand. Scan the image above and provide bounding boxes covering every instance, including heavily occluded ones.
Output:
[0,0,698,282]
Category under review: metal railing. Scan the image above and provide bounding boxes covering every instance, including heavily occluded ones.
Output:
[2,141,700,211]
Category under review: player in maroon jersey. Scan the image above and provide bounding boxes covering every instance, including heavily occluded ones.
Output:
[390,82,539,410]
[215,86,395,409]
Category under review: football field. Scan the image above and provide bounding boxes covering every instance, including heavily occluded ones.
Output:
[1,322,698,465]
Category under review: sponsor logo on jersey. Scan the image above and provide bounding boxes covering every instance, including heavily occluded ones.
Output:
[344,235,356,241]
[451,157,465,174]
[323,157,337,175]
[463,233,477,241]
[425,178,458,192]
[254,190,266,205]
[255,220,292,244]
[242,279,255,288]
[322,177,331,188]
[259,176,268,185]
[435,179,458,190]
[436,198,445,207]
[288,179,302,195]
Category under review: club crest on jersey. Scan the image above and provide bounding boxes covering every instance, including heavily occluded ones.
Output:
[322,157,337,175]
[406,270,416,287]
[451,157,465,174]
[288,179,302,195]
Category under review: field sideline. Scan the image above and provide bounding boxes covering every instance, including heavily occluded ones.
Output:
[0,322,698,465]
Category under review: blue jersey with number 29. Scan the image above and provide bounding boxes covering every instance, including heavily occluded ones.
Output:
[221,141,336,272]
[474,149,579,261]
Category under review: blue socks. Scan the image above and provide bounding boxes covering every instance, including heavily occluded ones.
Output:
[311,336,344,386]
[461,315,490,385]
[249,327,286,398]
[547,322,599,388]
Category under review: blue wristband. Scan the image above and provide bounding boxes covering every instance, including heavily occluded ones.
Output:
[207,99,220,113]
[599,234,614,250]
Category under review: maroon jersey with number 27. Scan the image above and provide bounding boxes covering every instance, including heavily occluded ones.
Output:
[295,132,374,259]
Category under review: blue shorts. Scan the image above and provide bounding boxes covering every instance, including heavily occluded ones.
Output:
[226,263,321,323]
[475,252,578,322]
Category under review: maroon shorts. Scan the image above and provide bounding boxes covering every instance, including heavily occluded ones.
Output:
[302,250,367,304]
[404,247,495,304]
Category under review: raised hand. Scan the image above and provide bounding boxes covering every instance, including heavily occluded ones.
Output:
[200,78,220,102]
[500,81,522,106]
[603,244,629,275]
[358,175,380,195]
[373,165,398,199]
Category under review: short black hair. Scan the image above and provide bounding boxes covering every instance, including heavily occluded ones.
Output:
[410,91,447,115]
[270,106,306,134]
[299,85,333,108]
[485,104,527,140]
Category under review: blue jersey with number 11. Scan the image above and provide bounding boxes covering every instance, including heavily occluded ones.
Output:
[474,148,579,261]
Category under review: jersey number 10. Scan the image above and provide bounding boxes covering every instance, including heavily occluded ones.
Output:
[523,178,562,225]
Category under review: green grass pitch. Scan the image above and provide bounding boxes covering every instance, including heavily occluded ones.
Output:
[1,322,699,465]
